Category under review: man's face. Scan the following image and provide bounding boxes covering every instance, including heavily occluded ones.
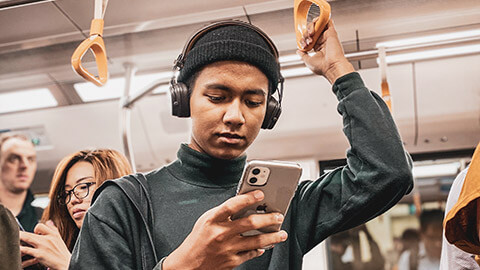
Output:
[189,61,269,159]
[422,224,443,260]
[0,138,37,194]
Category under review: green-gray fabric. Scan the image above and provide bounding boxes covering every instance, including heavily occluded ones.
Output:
[69,72,413,270]
[17,189,43,233]
[0,203,21,270]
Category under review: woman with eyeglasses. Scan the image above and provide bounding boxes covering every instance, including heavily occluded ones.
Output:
[19,149,132,270]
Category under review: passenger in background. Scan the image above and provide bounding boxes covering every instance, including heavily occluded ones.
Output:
[329,224,385,270]
[442,141,480,269]
[0,203,21,270]
[0,133,41,232]
[398,210,443,270]
[384,236,403,270]
[440,166,480,269]
[19,149,132,270]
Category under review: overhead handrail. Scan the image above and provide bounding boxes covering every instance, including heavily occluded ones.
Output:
[294,0,331,51]
[120,63,171,172]
[71,0,109,87]
[120,63,137,172]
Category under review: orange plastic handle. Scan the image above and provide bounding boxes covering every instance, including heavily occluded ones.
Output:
[381,80,393,112]
[294,0,331,52]
[71,19,108,87]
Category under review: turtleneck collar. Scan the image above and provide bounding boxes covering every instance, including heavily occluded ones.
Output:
[167,144,247,188]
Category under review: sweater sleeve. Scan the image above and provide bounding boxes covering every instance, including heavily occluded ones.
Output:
[291,72,414,254]
[69,186,136,270]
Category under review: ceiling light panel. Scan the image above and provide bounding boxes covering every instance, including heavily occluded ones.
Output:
[74,72,172,102]
[0,88,57,114]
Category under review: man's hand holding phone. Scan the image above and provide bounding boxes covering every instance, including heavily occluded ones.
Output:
[162,190,288,270]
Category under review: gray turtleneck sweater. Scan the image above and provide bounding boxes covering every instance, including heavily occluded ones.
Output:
[69,72,413,270]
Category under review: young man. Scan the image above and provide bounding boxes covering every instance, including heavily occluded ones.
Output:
[0,133,41,233]
[70,20,413,269]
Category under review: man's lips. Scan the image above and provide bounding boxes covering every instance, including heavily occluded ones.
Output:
[16,174,29,181]
[217,133,245,144]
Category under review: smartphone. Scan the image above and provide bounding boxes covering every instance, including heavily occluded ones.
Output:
[232,160,302,236]
[16,217,35,262]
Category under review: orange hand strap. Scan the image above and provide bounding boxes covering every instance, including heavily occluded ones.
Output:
[378,46,393,112]
[294,0,331,52]
[71,0,109,87]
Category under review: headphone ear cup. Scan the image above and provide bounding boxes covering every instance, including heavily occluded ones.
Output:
[262,97,281,129]
[169,82,191,117]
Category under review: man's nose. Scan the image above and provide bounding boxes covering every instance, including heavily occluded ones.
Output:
[223,100,245,127]
[19,157,29,168]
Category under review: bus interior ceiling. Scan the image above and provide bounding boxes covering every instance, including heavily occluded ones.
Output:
[0,0,479,194]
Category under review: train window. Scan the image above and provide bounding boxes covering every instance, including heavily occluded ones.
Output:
[317,150,473,270]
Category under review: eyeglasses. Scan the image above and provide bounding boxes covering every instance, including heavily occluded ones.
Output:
[58,181,96,205]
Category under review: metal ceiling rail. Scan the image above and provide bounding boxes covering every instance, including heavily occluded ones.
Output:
[120,63,171,171]
[279,34,480,66]
[0,0,52,10]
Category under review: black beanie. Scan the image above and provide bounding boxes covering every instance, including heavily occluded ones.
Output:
[177,24,281,93]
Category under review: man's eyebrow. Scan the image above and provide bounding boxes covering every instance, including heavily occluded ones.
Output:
[205,84,266,96]
[205,83,231,92]
[244,89,266,96]
[7,153,36,159]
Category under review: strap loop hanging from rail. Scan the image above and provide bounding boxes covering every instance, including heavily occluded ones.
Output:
[71,0,109,87]
[294,0,331,52]
[378,46,393,112]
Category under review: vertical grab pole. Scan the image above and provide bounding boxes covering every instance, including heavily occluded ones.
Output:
[120,62,137,172]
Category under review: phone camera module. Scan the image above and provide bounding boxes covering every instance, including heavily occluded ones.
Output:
[252,168,261,175]
[249,177,258,184]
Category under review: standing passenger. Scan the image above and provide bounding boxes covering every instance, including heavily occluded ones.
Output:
[70,20,413,269]
[0,133,41,233]
[20,149,132,270]
[0,203,21,270]
[398,210,444,270]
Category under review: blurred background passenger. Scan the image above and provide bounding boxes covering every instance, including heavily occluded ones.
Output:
[398,210,444,270]
[329,224,385,270]
[385,236,403,270]
[330,230,352,270]
[19,149,132,270]
[442,141,480,269]
[0,203,21,270]
[440,166,480,269]
[0,133,41,232]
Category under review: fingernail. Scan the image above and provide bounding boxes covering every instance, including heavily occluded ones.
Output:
[279,231,288,241]
[258,249,265,256]
[47,220,54,226]
[276,214,284,223]
[300,40,306,48]
[254,191,264,200]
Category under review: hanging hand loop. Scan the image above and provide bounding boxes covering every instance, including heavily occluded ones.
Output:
[71,0,109,87]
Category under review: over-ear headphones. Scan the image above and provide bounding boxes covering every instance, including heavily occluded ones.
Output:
[169,20,284,130]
